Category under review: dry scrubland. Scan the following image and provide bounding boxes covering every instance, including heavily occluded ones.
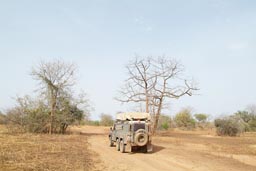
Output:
[0,125,100,171]
[1,125,256,171]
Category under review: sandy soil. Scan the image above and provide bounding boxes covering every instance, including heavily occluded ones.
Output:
[75,126,256,171]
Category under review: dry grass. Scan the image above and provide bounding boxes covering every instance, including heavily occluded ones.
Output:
[156,129,256,155]
[0,125,97,171]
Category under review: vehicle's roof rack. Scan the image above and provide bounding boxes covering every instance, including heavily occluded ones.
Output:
[116,112,151,121]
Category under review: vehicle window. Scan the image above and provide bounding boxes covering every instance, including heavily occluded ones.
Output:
[134,123,145,131]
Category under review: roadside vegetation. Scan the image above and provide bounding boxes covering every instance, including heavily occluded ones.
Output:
[3,60,91,134]
[82,105,256,138]
[214,106,256,136]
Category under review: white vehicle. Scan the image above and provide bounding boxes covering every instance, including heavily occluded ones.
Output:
[109,112,153,153]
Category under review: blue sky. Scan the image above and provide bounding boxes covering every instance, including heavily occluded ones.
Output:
[0,0,256,119]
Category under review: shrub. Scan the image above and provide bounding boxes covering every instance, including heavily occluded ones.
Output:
[161,122,169,130]
[99,114,114,126]
[87,120,100,126]
[26,108,50,133]
[0,112,7,124]
[5,96,85,134]
[248,119,256,131]
[234,110,256,132]
[157,115,172,130]
[214,116,246,136]
[174,108,195,130]
[56,102,84,133]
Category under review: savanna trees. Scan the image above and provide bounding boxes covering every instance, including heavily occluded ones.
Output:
[6,59,91,134]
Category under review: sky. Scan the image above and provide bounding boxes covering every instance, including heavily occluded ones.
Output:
[0,0,256,119]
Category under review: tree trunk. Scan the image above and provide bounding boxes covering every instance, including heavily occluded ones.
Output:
[153,97,163,134]
[49,90,57,135]
[49,112,53,134]
[145,90,149,113]
[49,101,55,134]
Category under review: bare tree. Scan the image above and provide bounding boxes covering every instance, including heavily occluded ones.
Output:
[31,59,76,134]
[117,56,198,133]
[116,57,157,113]
[151,57,198,132]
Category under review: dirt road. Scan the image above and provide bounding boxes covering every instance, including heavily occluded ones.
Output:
[77,126,256,171]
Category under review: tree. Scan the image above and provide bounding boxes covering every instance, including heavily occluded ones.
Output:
[174,108,196,129]
[117,56,198,133]
[194,113,209,130]
[116,58,156,113]
[100,114,114,126]
[31,59,77,134]
[194,114,208,123]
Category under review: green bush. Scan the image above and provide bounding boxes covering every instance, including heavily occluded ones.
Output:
[248,119,256,131]
[26,108,49,133]
[235,110,256,131]
[161,122,169,130]
[174,109,195,130]
[6,97,85,134]
[214,116,246,136]
[157,115,172,130]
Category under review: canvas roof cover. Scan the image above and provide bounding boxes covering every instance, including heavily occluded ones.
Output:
[116,112,151,121]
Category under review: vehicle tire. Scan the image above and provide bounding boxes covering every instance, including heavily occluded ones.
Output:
[109,136,114,147]
[116,139,120,151]
[134,129,148,146]
[120,140,125,153]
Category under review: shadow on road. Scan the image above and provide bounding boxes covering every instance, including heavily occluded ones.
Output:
[151,144,165,153]
[79,132,107,136]
[126,144,165,154]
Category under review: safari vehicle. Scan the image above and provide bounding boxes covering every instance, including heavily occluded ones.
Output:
[108,112,153,153]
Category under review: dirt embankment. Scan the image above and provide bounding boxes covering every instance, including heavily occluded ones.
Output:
[78,126,256,171]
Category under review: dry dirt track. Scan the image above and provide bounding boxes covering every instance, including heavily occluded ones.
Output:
[75,126,256,171]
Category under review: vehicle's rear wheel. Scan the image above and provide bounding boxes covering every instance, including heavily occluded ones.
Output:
[134,129,148,146]
[109,136,114,147]
[116,139,120,151]
[120,140,125,153]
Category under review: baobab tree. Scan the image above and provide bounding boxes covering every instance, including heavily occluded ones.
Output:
[117,56,198,133]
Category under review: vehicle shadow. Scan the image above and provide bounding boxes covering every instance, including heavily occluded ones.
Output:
[126,144,165,154]
[150,144,165,153]
[78,132,107,136]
